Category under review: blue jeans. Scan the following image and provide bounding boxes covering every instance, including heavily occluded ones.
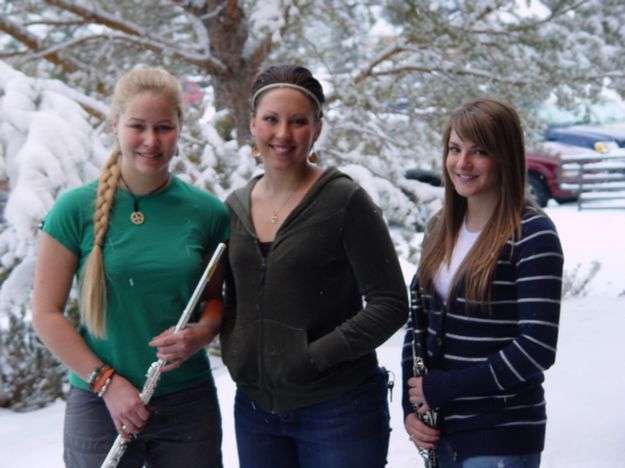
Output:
[437,439,541,468]
[234,370,391,468]
[63,381,222,468]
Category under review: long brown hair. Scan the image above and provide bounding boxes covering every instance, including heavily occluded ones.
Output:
[81,68,183,337]
[418,98,529,305]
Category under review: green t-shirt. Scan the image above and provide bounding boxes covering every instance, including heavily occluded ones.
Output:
[42,175,229,395]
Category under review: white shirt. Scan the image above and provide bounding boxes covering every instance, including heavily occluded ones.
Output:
[433,221,481,302]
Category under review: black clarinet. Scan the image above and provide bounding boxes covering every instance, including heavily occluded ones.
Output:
[410,282,439,468]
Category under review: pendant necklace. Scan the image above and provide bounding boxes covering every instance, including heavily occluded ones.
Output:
[266,170,314,224]
[120,173,171,225]
[268,190,297,224]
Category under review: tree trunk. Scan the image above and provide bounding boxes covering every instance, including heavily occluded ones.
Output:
[211,67,255,144]
[204,0,259,145]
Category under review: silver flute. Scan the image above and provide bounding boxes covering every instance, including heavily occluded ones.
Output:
[100,243,226,468]
[410,283,439,468]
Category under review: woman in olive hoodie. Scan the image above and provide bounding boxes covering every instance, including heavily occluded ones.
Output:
[221,65,407,468]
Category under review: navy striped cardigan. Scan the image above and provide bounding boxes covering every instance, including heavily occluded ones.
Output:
[402,208,564,461]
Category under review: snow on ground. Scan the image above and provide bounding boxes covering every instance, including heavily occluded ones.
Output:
[1,203,624,468]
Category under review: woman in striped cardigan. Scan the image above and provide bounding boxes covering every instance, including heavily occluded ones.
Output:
[402,98,563,467]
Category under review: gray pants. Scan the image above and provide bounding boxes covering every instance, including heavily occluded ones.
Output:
[63,380,223,468]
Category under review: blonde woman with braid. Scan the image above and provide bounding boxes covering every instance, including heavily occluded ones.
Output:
[32,68,228,468]
[401,98,564,467]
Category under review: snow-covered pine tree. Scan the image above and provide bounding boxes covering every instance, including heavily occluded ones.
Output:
[2,0,625,408]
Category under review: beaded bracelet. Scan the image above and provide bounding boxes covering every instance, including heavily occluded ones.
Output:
[86,364,107,389]
[92,366,115,395]
[88,364,111,391]
[88,364,116,397]
[97,376,114,397]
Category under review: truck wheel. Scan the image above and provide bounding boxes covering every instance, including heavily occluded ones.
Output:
[528,173,550,207]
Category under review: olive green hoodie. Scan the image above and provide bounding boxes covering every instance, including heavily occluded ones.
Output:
[222,167,407,412]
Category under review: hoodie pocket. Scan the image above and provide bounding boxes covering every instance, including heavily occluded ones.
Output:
[221,320,261,387]
[263,320,319,387]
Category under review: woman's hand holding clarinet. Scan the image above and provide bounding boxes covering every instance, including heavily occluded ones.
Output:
[405,376,439,449]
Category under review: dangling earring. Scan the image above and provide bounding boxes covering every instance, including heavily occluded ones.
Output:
[251,145,260,159]
[308,148,319,164]
[174,145,180,157]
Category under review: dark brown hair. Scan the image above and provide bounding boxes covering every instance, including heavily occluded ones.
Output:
[250,65,325,119]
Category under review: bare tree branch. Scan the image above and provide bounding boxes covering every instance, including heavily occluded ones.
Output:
[353,42,408,85]
[469,0,590,35]
[362,63,530,86]
[25,19,85,27]
[42,0,228,74]
[25,30,224,70]
[43,0,151,37]
[0,15,81,74]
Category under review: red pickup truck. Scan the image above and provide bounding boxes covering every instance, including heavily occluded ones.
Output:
[526,142,583,206]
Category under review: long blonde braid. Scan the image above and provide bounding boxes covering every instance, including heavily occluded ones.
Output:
[80,150,121,337]
[80,67,183,337]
